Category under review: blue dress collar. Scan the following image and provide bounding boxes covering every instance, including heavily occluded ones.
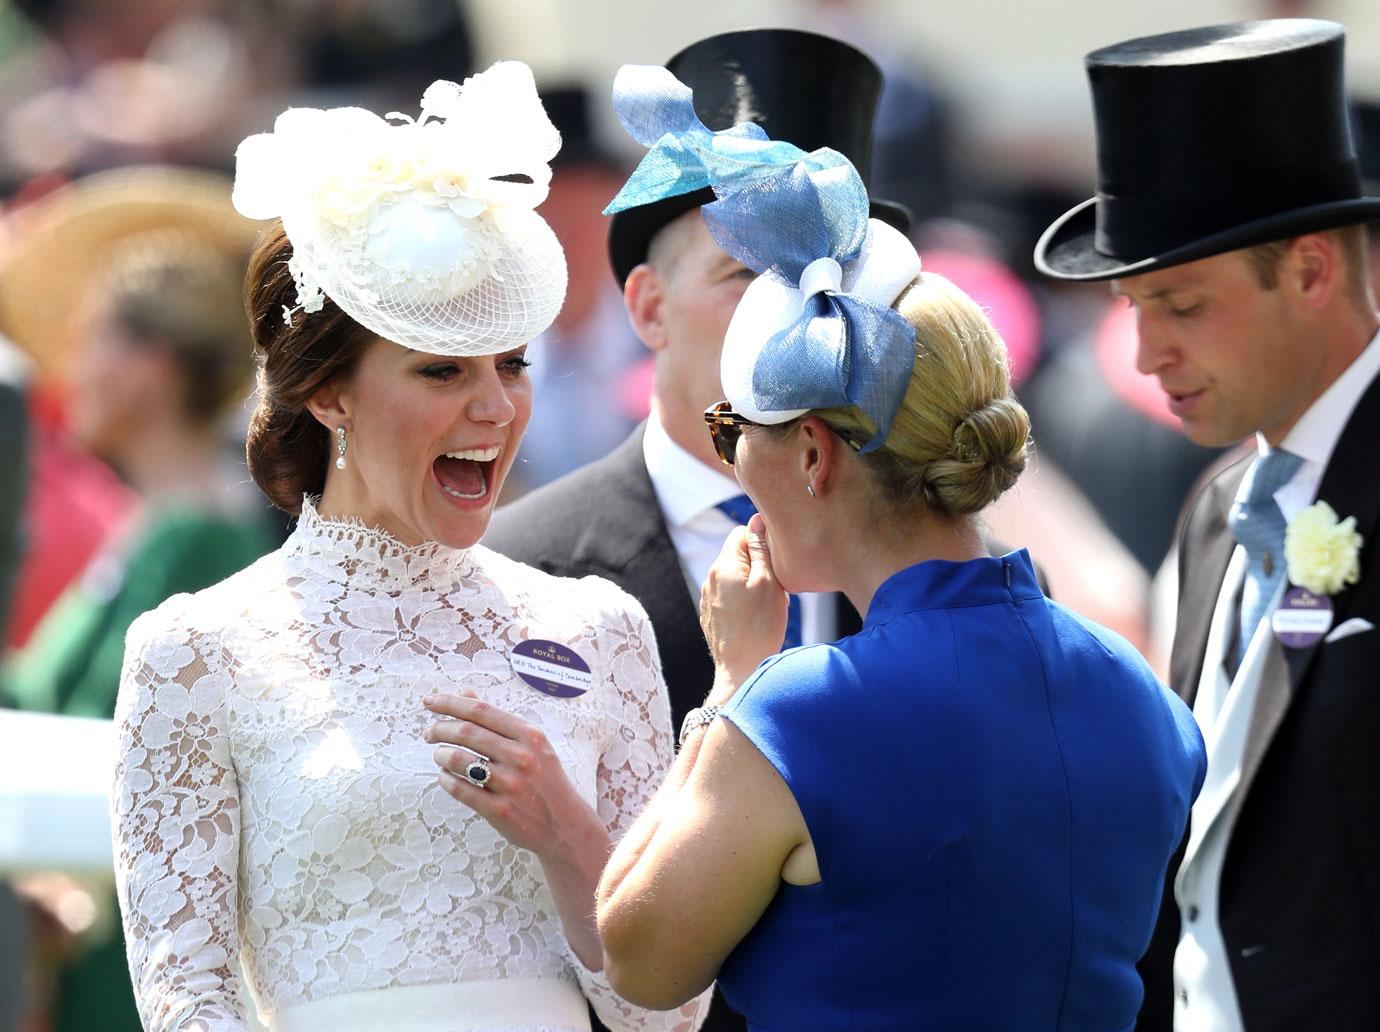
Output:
[863,549,1041,629]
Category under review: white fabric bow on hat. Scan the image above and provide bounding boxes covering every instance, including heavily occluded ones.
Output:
[718,218,920,440]
[232,61,568,356]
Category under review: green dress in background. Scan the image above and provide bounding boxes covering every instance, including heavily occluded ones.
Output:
[3,503,277,1032]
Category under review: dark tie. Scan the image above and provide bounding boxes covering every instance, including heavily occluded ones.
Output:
[1229,449,1304,666]
[716,494,803,650]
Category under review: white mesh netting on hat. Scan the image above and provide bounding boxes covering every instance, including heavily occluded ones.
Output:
[235,63,569,357]
[288,201,567,355]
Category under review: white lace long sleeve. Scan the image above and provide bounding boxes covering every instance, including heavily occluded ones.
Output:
[108,502,710,1031]
[561,590,710,1032]
[113,602,249,1032]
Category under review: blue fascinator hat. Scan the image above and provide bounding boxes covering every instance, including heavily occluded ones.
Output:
[606,64,921,451]
[605,28,910,286]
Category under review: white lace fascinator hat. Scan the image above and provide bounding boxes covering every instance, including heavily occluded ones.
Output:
[232,62,568,356]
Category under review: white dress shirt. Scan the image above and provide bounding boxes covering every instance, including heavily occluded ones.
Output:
[1174,327,1380,1031]
[642,410,834,643]
[1272,327,1380,522]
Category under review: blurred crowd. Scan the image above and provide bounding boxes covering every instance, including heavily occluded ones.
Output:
[0,1,1376,1030]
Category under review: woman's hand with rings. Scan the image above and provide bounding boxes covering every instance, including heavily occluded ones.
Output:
[424,689,614,969]
[700,511,788,700]
[423,690,605,858]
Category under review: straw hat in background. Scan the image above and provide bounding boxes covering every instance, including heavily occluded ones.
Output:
[0,165,260,384]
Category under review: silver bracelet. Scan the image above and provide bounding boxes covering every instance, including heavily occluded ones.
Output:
[678,705,721,747]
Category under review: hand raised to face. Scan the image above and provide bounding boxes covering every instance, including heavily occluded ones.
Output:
[699,512,789,702]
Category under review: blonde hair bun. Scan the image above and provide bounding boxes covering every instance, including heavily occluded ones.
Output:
[813,270,1030,518]
[921,396,1029,516]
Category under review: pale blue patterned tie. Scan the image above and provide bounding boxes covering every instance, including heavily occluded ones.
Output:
[716,495,802,650]
[1229,449,1304,665]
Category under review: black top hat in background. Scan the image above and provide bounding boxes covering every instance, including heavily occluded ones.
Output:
[1036,19,1380,282]
[606,27,912,286]
[542,85,624,172]
[1353,98,1380,202]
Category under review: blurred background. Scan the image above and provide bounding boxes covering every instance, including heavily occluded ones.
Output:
[0,0,1376,1029]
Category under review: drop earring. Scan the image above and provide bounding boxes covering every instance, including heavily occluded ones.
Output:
[335,426,348,470]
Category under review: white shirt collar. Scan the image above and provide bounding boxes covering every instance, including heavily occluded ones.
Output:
[1267,326,1380,467]
[642,408,743,528]
[1251,326,1380,519]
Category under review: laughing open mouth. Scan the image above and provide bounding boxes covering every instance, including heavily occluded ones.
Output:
[433,446,500,501]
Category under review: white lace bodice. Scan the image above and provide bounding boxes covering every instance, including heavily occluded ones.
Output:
[112,502,706,1031]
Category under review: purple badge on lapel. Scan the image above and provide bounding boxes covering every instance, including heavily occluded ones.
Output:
[1272,587,1334,649]
[510,639,593,698]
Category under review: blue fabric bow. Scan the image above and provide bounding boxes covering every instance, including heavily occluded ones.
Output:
[604,66,813,212]
[605,65,917,451]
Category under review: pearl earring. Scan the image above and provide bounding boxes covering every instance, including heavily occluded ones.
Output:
[335,426,348,470]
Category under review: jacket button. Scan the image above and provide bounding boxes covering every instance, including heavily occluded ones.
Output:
[1187,905,1200,922]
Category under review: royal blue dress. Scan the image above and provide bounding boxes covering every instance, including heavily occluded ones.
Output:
[717,550,1205,1031]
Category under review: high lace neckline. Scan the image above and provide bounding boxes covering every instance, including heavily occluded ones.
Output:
[287,496,479,594]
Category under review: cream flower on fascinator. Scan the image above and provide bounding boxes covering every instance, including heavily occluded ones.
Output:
[232,62,568,356]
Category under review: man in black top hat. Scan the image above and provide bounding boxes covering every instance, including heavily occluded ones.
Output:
[484,29,905,1031]
[1037,19,1380,1032]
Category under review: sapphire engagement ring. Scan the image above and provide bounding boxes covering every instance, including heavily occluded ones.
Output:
[461,754,491,789]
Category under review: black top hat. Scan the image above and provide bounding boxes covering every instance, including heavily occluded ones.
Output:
[1036,19,1380,282]
[1354,99,1380,196]
[606,27,912,286]
[541,84,623,171]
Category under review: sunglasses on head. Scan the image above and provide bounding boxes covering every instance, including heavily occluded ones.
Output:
[702,400,864,466]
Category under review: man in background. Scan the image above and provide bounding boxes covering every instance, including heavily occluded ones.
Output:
[1037,19,1380,1031]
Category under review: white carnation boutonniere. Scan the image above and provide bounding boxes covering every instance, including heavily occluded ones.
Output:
[1284,500,1363,596]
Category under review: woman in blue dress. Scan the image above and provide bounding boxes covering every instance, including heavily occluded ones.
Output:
[594,65,1207,1032]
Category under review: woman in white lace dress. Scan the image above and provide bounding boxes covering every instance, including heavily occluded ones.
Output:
[110,64,708,1032]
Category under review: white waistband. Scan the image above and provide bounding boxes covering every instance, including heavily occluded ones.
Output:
[268,978,591,1032]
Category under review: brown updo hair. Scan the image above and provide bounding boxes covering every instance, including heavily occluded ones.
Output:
[812,270,1030,519]
[244,222,375,514]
